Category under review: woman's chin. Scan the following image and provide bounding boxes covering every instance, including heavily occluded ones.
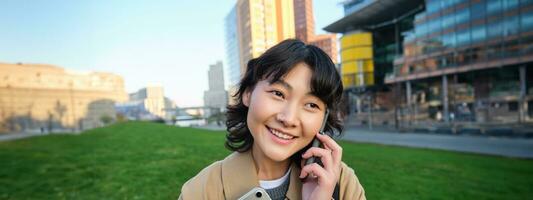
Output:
[264,148,294,162]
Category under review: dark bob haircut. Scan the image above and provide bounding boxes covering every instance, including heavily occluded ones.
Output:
[225,39,344,160]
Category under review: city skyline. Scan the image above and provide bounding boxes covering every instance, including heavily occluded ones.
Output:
[0,0,343,107]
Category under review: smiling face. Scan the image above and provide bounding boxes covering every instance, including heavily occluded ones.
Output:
[243,62,327,162]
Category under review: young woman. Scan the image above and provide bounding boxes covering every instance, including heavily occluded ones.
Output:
[179,39,365,200]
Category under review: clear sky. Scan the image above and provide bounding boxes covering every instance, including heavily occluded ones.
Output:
[0,0,343,107]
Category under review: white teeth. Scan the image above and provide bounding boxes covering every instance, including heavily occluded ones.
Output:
[268,127,294,140]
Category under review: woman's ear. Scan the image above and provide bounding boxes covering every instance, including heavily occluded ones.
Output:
[242,89,251,107]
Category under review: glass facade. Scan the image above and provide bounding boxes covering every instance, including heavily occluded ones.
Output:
[343,0,373,15]
[388,0,533,125]
[330,0,533,128]
[397,0,533,77]
[224,5,241,89]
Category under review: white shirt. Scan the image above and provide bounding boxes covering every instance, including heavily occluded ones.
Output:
[259,168,291,189]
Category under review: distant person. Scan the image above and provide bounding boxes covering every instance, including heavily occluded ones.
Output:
[179,39,366,200]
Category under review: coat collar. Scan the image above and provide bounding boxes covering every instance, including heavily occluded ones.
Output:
[221,151,302,200]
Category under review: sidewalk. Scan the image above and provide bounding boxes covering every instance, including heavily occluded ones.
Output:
[0,129,80,142]
[192,124,226,131]
[346,121,533,137]
[341,126,533,159]
[0,132,46,142]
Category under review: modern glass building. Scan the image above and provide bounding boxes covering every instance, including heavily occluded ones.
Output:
[326,0,533,133]
[224,5,241,90]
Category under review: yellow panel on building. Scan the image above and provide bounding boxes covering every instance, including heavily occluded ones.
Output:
[341,60,374,74]
[364,73,375,85]
[342,61,357,74]
[341,47,373,61]
[340,32,374,88]
[341,32,372,48]
[363,60,374,72]
[342,73,355,87]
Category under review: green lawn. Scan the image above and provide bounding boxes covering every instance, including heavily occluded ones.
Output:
[0,122,532,200]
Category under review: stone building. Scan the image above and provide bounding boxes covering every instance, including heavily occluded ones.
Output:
[0,62,127,133]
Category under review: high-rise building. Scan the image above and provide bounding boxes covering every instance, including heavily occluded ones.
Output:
[203,61,228,111]
[294,0,315,42]
[234,0,296,81]
[225,5,242,89]
[325,0,533,132]
[128,85,167,119]
[0,62,127,133]
[225,0,296,105]
[309,34,338,63]
[293,0,338,63]
[117,85,176,121]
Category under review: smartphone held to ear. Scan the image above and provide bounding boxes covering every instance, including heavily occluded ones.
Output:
[304,109,330,166]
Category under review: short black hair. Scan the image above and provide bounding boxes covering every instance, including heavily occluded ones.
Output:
[225,39,344,160]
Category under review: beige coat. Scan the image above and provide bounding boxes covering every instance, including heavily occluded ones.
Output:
[178,151,366,200]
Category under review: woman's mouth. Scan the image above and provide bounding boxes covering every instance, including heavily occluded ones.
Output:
[266,126,295,141]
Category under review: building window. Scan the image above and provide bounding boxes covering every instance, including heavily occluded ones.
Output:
[503,0,519,10]
[456,29,471,46]
[470,2,486,20]
[503,15,519,36]
[487,20,503,39]
[427,18,442,35]
[471,25,487,42]
[427,0,441,14]
[487,0,502,14]
[523,0,533,6]
[508,101,518,111]
[455,8,470,26]
[415,21,428,37]
[442,32,456,48]
[521,11,533,31]
[442,13,455,30]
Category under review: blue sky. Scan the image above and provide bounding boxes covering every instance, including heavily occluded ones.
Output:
[0,0,343,107]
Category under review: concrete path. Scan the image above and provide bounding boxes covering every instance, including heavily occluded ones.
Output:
[341,128,533,159]
[0,132,45,142]
[0,129,79,142]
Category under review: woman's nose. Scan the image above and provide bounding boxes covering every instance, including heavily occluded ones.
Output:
[276,104,299,127]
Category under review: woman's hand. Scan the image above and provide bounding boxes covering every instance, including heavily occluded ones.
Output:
[300,133,342,200]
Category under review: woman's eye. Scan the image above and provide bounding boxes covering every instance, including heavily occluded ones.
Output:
[270,90,285,99]
[306,103,320,110]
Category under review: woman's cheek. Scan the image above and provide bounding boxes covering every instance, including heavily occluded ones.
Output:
[302,118,321,137]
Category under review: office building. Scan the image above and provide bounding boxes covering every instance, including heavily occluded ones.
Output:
[293,0,338,63]
[225,5,242,89]
[325,0,533,131]
[227,0,295,87]
[127,85,171,119]
[204,61,228,114]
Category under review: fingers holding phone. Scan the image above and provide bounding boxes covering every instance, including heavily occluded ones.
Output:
[301,133,342,181]
[316,133,342,180]
[300,133,342,200]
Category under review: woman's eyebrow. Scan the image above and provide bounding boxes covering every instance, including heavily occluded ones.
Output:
[273,80,293,91]
[274,80,317,97]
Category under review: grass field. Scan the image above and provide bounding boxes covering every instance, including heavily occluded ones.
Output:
[0,122,532,200]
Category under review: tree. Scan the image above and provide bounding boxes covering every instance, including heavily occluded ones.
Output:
[116,113,127,122]
[54,100,66,128]
[100,115,113,125]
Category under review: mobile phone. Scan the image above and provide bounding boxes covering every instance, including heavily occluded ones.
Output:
[304,108,330,166]
[238,187,272,200]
